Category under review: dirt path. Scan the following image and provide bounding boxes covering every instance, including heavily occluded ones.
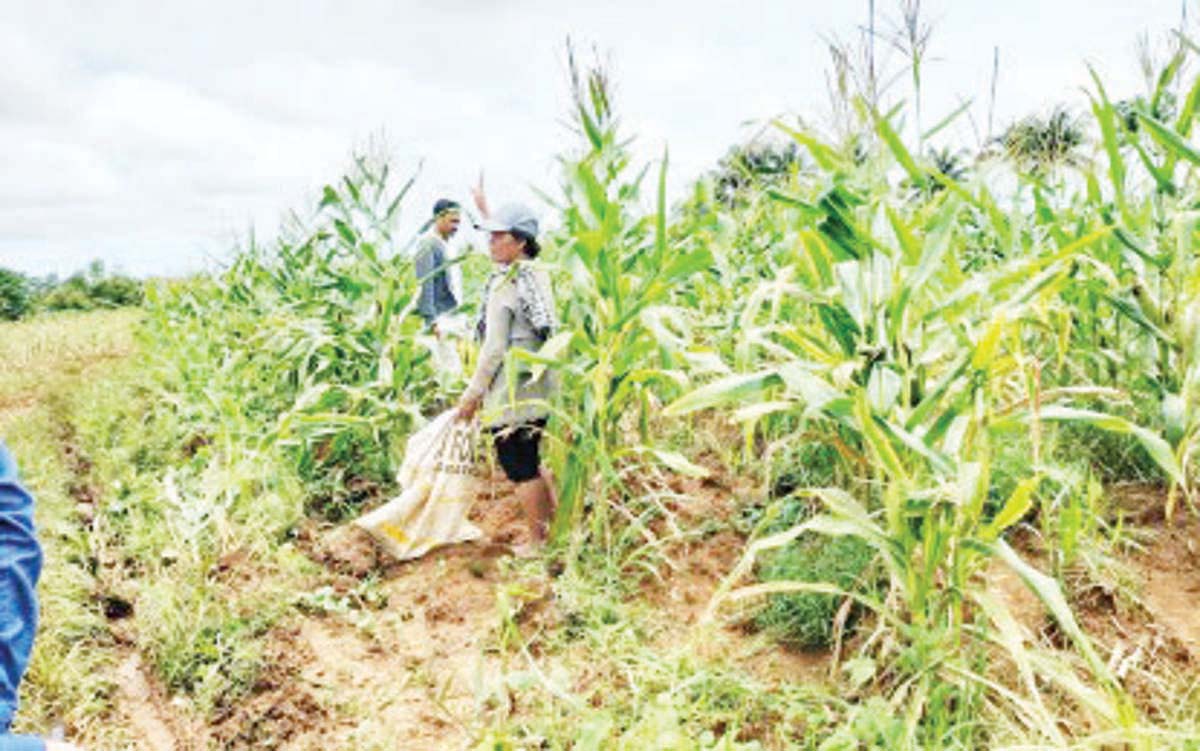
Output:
[1142,568,1200,659]
[1133,510,1200,661]
[290,562,501,751]
[243,471,834,750]
[236,483,531,750]
[274,481,1200,751]
[115,654,187,751]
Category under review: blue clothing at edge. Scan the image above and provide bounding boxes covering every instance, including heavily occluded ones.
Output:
[0,442,45,751]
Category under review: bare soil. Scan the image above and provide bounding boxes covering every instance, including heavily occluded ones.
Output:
[115,652,209,751]
[115,654,180,751]
[983,483,1200,715]
[226,478,527,750]
[206,467,835,749]
[208,628,328,750]
[644,471,832,685]
[1117,484,1200,661]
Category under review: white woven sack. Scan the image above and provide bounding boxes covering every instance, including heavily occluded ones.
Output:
[354,410,484,560]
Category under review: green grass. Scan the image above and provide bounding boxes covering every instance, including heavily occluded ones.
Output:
[479,559,839,750]
[0,309,137,402]
[0,310,321,745]
[0,313,136,747]
[65,348,316,722]
[751,498,877,650]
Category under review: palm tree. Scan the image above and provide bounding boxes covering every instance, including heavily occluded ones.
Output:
[995,106,1086,175]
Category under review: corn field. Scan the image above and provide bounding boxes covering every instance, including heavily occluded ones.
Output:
[8,24,1200,751]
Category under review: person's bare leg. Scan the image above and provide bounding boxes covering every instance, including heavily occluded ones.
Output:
[514,473,554,551]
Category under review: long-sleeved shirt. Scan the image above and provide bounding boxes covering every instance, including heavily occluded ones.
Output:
[0,443,44,751]
[462,264,556,428]
[413,234,458,323]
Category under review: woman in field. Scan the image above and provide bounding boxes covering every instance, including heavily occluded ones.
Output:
[455,182,558,556]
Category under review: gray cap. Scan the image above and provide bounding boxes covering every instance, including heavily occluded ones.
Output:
[475,203,539,238]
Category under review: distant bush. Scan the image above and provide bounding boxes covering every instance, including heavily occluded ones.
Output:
[0,268,31,321]
[0,260,145,320]
[38,281,95,312]
[39,261,144,312]
[89,274,144,307]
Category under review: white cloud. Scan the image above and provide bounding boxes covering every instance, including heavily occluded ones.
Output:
[0,0,1192,278]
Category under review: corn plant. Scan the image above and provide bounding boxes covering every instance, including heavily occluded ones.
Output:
[540,53,713,551]
[142,155,437,507]
[660,89,1178,746]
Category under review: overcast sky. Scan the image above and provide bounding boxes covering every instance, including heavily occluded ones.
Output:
[1,0,1191,278]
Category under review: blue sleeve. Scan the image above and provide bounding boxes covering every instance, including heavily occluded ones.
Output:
[0,443,42,738]
[414,238,443,322]
[0,733,45,751]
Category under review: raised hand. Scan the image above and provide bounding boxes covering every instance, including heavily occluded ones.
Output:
[470,171,490,218]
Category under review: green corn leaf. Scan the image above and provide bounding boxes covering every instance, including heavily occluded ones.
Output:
[872,102,925,186]
[1152,48,1187,116]
[1033,405,1184,486]
[854,391,909,483]
[982,476,1038,540]
[1138,111,1200,167]
[766,188,824,221]
[816,303,861,356]
[777,362,841,412]
[1176,67,1200,137]
[817,186,868,260]
[892,197,958,319]
[384,166,421,223]
[1132,139,1178,195]
[1088,68,1129,219]
[906,353,970,432]
[663,370,782,417]
[662,248,715,282]
[1112,227,1169,269]
[1103,294,1174,346]
[319,185,340,208]
[886,206,921,264]
[876,416,955,475]
[654,147,668,265]
[333,219,357,247]
[971,312,1007,371]
[342,176,361,204]
[971,539,1124,699]
[772,119,842,170]
[731,400,795,423]
[922,98,974,141]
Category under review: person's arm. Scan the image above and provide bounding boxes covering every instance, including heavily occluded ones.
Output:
[0,733,46,750]
[457,280,513,419]
[470,172,490,219]
[0,444,44,751]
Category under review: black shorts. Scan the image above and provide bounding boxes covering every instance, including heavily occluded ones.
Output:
[489,419,546,483]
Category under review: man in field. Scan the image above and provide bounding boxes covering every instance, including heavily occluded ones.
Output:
[414,199,464,382]
[1,443,82,751]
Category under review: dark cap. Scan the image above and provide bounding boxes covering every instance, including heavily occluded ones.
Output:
[432,198,460,217]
